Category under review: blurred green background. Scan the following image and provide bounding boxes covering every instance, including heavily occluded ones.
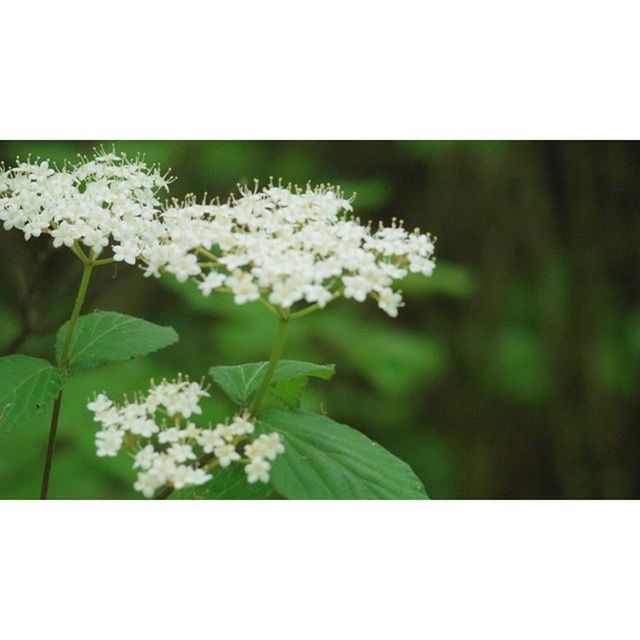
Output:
[1,141,638,499]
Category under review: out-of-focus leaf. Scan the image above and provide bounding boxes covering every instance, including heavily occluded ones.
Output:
[312,311,447,395]
[489,330,554,403]
[402,262,475,299]
[0,305,20,346]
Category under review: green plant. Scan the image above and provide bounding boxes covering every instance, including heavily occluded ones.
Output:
[0,150,435,500]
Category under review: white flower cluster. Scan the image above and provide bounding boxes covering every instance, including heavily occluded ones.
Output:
[87,376,284,497]
[1,147,436,317]
[0,150,171,262]
[144,183,436,317]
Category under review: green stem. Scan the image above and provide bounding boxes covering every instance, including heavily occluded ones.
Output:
[59,262,94,367]
[257,296,279,317]
[40,261,94,499]
[153,317,289,500]
[251,317,290,414]
[91,257,115,267]
[288,289,344,321]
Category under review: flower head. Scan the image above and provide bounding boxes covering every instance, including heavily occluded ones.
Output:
[0,149,172,262]
[87,379,284,497]
[144,181,436,317]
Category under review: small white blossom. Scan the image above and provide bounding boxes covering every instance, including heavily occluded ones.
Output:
[134,471,165,498]
[158,427,183,444]
[87,393,112,414]
[197,429,224,453]
[167,443,196,463]
[198,272,226,296]
[95,428,124,457]
[245,433,285,462]
[226,270,260,305]
[245,457,271,484]
[113,241,139,265]
[213,443,241,467]
[188,468,212,485]
[376,288,403,318]
[134,445,158,470]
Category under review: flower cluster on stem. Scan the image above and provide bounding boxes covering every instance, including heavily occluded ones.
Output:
[0,149,172,264]
[88,376,284,498]
[1,149,437,319]
[143,182,436,318]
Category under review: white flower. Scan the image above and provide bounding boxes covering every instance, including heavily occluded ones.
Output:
[197,429,224,453]
[87,393,112,414]
[343,275,372,302]
[213,443,240,467]
[184,422,202,439]
[167,465,193,490]
[245,457,271,483]
[245,433,285,462]
[226,270,260,305]
[377,288,403,318]
[3,154,436,320]
[303,284,333,307]
[129,418,159,437]
[188,468,212,485]
[92,406,122,428]
[167,443,196,463]
[146,377,209,418]
[408,255,436,276]
[51,221,80,248]
[229,415,255,436]
[134,444,158,470]
[167,253,201,283]
[198,272,226,296]
[134,471,165,498]
[158,427,184,444]
[113,241,139,265]
[95,428,124,457]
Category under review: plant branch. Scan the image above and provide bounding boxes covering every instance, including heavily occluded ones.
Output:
[40,260,95,499]
[288,289,343,321]
[91,257,115,267]
[251,316,290,414]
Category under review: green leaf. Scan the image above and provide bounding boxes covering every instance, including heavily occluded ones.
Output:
[172,465,274,500]
[209,360,335,406]
[256,408,428,499]
[0,355,64,432]
[271,377,309,410]
[56,311,179,373]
